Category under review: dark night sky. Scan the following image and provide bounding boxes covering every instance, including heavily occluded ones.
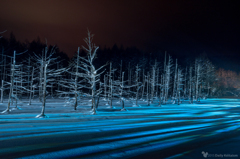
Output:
[0,0,240,70]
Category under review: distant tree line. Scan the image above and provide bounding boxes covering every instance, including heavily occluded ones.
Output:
[0,31,238,117]
[214,68,240,97]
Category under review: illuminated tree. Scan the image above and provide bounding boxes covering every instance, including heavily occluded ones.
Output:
[33,45,65,118]
[57,47,83,110]
[172,59,178,104]
[78,31,106,115]
[134,64,141,106]
[150,61,156,104]
[106,62,117,108]
[194,58,204,102]
[163,54,173,104]
[189,66,193,104]
[28,67,36,105]
[176,68,184,105]
[2,50,28,114]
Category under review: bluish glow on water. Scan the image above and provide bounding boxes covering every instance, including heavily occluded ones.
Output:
[1,98,240,158]
[215,125,240,133]
[18,134,196,159]
[200,111,227,116]
[0,119,187,141]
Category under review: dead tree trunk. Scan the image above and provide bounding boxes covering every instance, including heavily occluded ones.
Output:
[2,51,16,113]
[74,47,80,110]
[189,67,193,104]
[29,67,35,105]
[36,62,47,118]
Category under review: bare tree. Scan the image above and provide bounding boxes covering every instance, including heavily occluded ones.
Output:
[78,31,107,115]
[134,65,141,106]
[117,72,136,110]
[176,68,184,105]
[33,44,65,118]
[158,75,163,106]
[12,64,27,109]
[73,47,80,110]
[106,62,117,108]
[172,59,178,104]
[3,51,17,113]
[146,73,150,106]
[0,53,7,103]
[103,74,108,100]
[194,58,204,102]
[57,47,83,110]
[28,67,36,105]
[119,72,126,110]
[163,55,173,104]
[189,66,193,104]
[2,50,28,114]
[150,61,157,103]
[183,67,187,98]
[141,69,145,100]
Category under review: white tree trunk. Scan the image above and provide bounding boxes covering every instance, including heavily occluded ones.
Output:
[29,67,35,105]
[3,51,16,113]
[36,63,47,118]
[74,47,80,110]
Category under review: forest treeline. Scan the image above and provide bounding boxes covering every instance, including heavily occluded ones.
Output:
[0,31,239,116]
[1,32,237,91]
